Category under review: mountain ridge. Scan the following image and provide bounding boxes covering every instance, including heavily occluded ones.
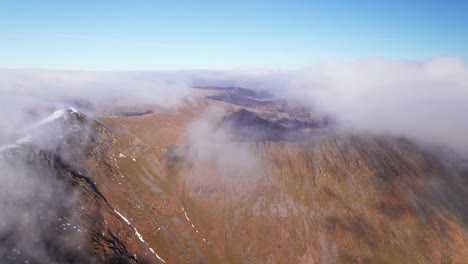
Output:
[1,87,467,263]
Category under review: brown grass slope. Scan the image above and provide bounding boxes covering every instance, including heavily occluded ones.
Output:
[96,94,468,263]
[171,135,468,264]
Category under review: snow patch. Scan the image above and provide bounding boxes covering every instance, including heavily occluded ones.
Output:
[0,135,33,153]
[183,211,190,222]
[149,248,166,263]
[181,206,207,244]
[15,136,31,144]
[113,209,165,263]
[134,228,145,243]
[114,209,131,225]
[68,107,79,114]
[30,109,67,128]
[0,144,17,152]
[23,107,80,131]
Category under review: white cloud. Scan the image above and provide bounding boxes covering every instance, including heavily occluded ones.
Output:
[285,57,468,156]
[0,69,192,142]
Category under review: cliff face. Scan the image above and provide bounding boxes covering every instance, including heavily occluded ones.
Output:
[1,89,467,263]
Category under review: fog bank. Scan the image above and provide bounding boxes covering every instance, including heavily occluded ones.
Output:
[284,57,468,157]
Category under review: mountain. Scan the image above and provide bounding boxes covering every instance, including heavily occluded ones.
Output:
[1,108,159,263]
[1,88,467,263]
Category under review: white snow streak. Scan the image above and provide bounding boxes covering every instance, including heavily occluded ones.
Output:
[0,136,32,153]
[134,228,145,243]
[113,209,166,263]
[114,209,131,225]
[23,107,79,131]
[68,107,79,114]
[149,248,166,263]
[181,207,191,221]
[15,136,31,144]
[0,144,17,152]
[181,206,207,243]
[28,109,66,129]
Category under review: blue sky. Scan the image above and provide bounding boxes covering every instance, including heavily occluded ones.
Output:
[1,0,467,70]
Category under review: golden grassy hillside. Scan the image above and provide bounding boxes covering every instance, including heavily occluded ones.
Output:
[93,94,467,263]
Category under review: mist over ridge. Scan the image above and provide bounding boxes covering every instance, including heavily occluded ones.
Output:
[2,56,467,157]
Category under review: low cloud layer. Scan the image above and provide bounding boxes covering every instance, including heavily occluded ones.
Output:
[0,69,191,106]
[1,57,467,156]
[284,57,468,157]
[0,69,193,142]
